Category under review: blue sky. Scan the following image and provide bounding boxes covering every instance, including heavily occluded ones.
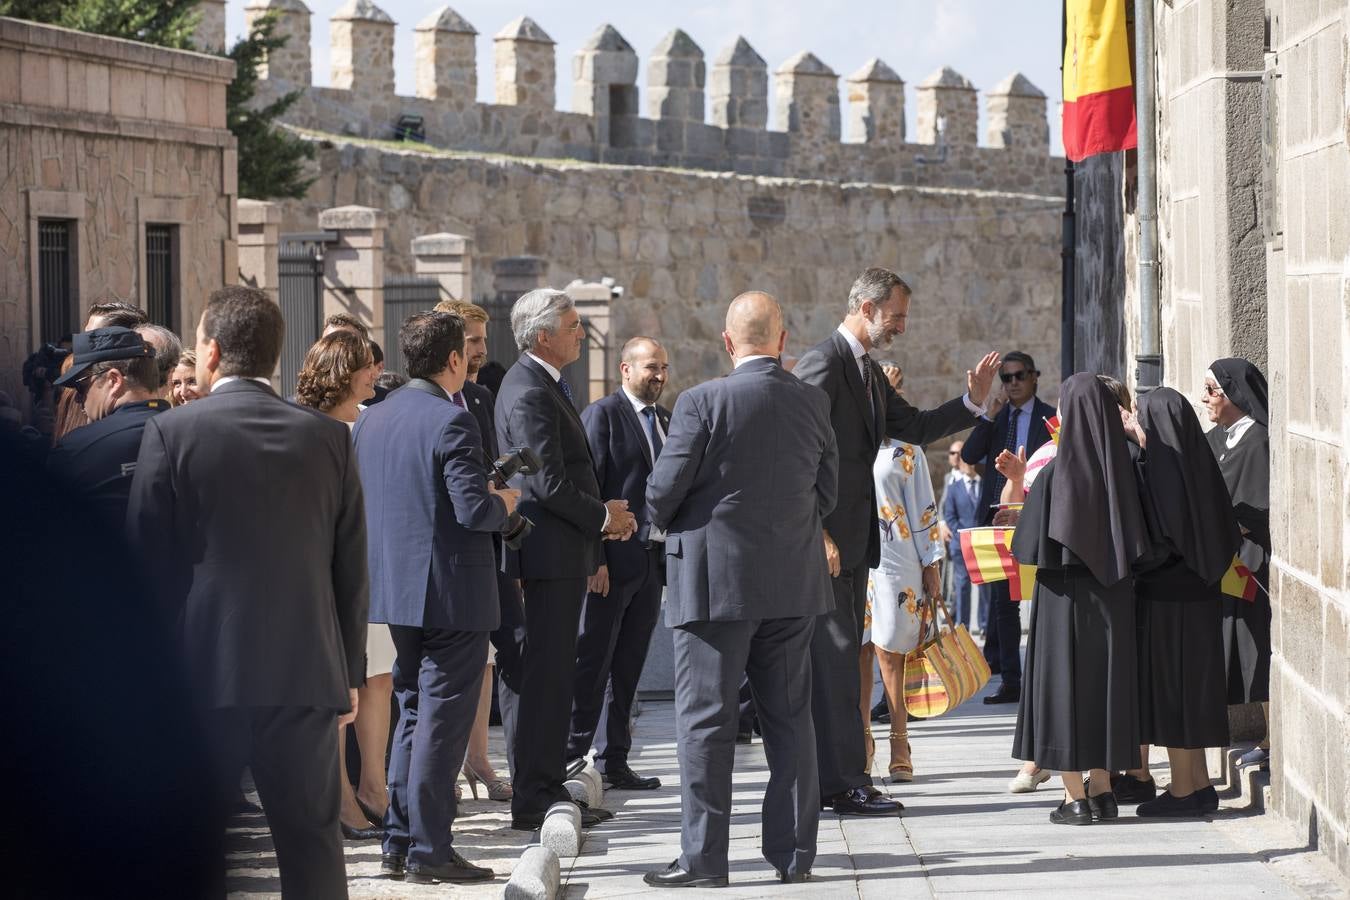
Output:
[226,0,1065,156]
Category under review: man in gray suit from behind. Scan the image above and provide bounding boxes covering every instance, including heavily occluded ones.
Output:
[644,292,838,888]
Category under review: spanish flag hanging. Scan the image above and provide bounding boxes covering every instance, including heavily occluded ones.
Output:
[1063,0,1137,161]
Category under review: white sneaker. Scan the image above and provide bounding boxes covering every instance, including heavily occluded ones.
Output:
[1007,768,1052,793]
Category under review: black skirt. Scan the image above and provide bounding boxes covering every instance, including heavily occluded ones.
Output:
[1013,567,1140,772]
[1222,563,1271,703]
[1136,561,1230,748]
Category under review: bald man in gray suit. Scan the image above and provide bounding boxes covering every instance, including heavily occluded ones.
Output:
[644,292,838,889]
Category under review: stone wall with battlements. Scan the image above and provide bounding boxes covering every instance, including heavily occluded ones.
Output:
[236,1,1061,195]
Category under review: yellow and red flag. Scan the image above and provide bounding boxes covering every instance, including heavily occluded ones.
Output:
[1221,555,1259,602]
[1045,415,1061,445]
[1063,0,1137,161]
[959,527,1038,602]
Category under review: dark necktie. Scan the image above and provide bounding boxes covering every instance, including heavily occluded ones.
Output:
[557,376,574,405]
[641,406,663,460]
[990,407,1020,503]
[860,353,874,426]
[451,391,465,409]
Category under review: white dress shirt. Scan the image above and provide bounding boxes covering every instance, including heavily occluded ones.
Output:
[733,354,777,368]
[211,375,272,393]
[622,385,666,462]
[835,324,985,415]
[526,352,562,382]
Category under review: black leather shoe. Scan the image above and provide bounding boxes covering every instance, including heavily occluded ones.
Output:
[603,765,661,790]
[380,854,405,879]
[777,870,811,883]
[404,850,494,884]
[829,786,904,816]
[735,730,754,744]
[341,821,385,841]
[1085,788,1119,821]
[870,699,890,723]
[1137,790,1205,818]
[1109,773,1157,804]
[1049,799,1094,825]
[511,807,605,831]
[983,683,1020,704]
[643,860,728,888]
[1196,784,1220,813]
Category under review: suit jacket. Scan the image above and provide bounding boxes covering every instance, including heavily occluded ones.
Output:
[462,380,500,458]
[353,382,506,631]
[647,357,838,626]
[942,474,983,562]
[125,379,368,710]
[960,396,1056,524]
[795,330,977,571]
[582,389,672,582]
[494,354,606,580]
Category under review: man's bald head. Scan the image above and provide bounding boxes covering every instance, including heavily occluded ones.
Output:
[723,291,785,360]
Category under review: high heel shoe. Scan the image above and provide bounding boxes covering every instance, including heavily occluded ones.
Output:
[463,763,513,802]
[354,795,386,827]
[341,819,385,841]
[887,731,913,783]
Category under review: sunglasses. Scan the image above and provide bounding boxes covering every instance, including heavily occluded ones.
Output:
[999,370,1034,383]
[1203,384,1225,397]
[70,370,104,399]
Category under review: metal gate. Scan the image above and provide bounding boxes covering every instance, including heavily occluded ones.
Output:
[480,294,600,412]
[382,275,443,377]
[277,233,328,396]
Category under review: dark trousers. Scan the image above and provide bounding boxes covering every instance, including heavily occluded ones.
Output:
[204,706,346,899]
[673,616,818,878]
[977,584,991,631]
[737,674,756,735]
[489,570,525,777]
[512,576,587,818]
[567,550,662,771]
[950,562,973,631]
[982,581,1023,687]
[385,626,487,867]
[809,561,872,798]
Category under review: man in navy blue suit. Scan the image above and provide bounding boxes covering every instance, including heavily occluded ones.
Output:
[567,337,672,790]
[353,311,519,884]
[960,351,1056,704]
[941,440,983,631]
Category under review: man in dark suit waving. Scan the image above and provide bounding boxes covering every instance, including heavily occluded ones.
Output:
[567,336,672,790]
[795,267,1000,816]
[644,291,837,888]
[354,311,518,884]
[126,286,368,898]
[960,350,1056,703]
[495,289,637,830]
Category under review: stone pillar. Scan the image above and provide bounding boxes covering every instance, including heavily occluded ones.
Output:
[573,24,638,145]
[494,16,556,110]
[492,255,549,304]
[236,200,282,306]
[318,205,388,347]
[915,66,977,146]
[564,278,620,405]
[192,0,227,52]
[648,29,705,123]
[243,0,312,87]
[330,0,395,96]
[773,51,840,140]
[710,36,767,129]
[847,58,904,143]
[411,232,473,302]
[985,72,1048,152]
[414,6,477,102]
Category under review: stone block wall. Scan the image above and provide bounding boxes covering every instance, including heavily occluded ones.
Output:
[0,16,237,403]
[246,4,1062,196]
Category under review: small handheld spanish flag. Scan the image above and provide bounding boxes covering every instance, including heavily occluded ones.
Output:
[1044,415,1061,445]
[959,526,1038,602]
[1221,555,1259,602]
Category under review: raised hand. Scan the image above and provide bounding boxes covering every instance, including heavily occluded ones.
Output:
[994,446,1027,482]
[967,351,1002,407]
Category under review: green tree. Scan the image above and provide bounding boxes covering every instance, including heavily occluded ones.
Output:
[1,0,315,200]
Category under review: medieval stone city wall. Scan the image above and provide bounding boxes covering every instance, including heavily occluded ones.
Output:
[0,16,237,401]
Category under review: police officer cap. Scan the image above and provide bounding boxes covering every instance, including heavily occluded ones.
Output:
[54,327,154,387]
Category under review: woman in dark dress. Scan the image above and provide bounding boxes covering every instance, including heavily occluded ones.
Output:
[1011,374,1152,825]
[1201,359,1271,769]
[1133,388,1243,817]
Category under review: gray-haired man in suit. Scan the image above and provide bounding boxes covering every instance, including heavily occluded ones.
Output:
[644,292,838,888]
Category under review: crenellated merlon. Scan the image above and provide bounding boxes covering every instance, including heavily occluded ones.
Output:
[247,5,1058,191]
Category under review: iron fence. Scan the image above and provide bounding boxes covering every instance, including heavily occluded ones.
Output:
[382,275,443,377]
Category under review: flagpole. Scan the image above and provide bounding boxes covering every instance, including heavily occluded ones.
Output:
[1060,1,1076,381]
[1133,0,1162,393]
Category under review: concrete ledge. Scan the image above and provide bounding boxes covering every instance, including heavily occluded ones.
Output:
[566,766,604,809]
[503,845,561,900]
[540,802,583,858]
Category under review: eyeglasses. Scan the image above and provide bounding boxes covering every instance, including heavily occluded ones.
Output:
[999,370,1033,384]
[947,450,960,456]
[1203,384,1225,398]
[70,370,105,399]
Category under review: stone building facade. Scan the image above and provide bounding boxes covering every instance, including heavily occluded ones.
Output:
[0,16,237,402]
[1126,0,1350,877]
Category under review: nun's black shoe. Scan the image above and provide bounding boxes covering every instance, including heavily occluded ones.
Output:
[1049,799,1094,825]
[1137,790,1205,818]
[1196,784,1220,813]
[1110,773,1157,804]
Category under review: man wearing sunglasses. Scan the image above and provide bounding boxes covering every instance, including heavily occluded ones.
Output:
[960,351,1056,704]
[47,327,168,527]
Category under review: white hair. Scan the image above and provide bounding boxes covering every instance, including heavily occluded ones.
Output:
[511,288,574,353]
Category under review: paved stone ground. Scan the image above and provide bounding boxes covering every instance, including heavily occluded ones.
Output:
[227,681,1348,898]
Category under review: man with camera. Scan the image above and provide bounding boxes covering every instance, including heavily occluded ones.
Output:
[495,288,637,831]
[353,310,520,884]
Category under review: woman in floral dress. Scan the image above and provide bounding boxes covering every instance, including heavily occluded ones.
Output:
[862,365,944,782]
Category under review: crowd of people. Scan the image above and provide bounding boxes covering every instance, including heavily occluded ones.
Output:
[15,264,1271,894]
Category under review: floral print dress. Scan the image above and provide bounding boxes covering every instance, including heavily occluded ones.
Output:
[864,439,944,654]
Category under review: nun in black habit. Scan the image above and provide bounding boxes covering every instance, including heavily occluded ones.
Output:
[1133,388,1243,817]
[1201,359,1271,768]
[1011,373,1151,826]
